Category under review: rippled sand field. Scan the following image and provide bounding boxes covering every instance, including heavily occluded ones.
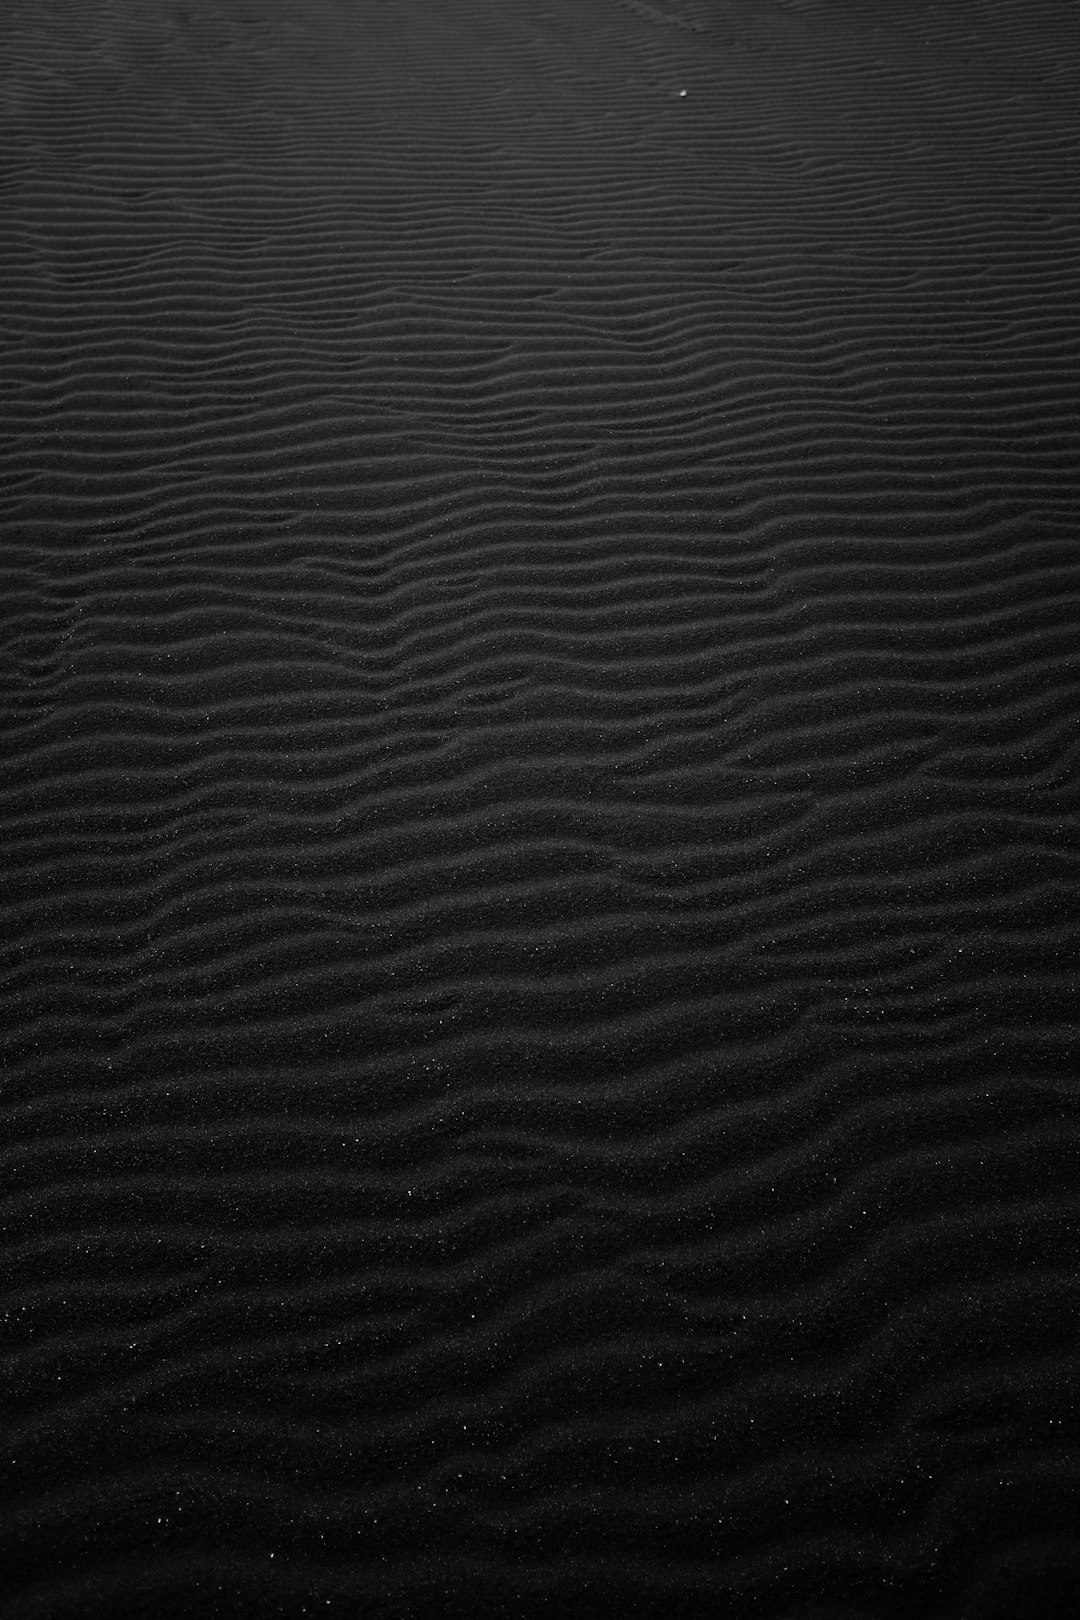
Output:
[2,2,1079,1615]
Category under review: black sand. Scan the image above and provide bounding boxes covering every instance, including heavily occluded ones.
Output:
[2,2,1079,1615]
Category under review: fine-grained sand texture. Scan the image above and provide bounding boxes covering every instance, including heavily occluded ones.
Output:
[2,2,1079,1616]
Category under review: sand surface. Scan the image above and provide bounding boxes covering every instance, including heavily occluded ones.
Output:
[2,2,1079,1615]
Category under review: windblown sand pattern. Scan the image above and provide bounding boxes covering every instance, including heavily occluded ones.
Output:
[3,1,1079,1615]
